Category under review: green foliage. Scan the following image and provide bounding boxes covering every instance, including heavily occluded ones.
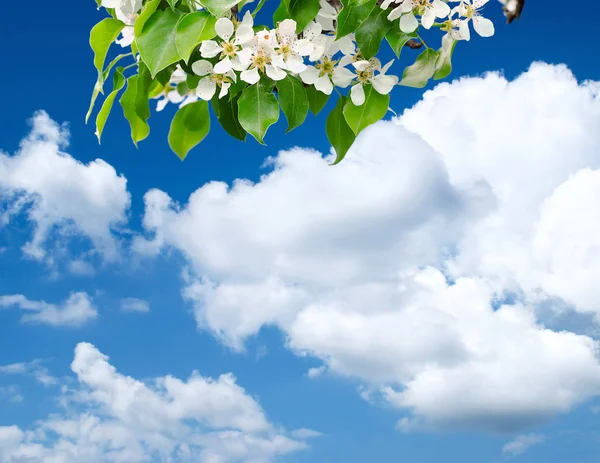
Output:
[277,75,309,133]
[238,81,280,145]
[326,96,356,165]
[168,100,211,160]
[86,0,508,162]
[343,85,389,135]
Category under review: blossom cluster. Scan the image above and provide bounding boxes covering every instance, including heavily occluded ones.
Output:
[99,0,496,111]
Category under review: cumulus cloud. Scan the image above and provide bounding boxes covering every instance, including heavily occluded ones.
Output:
[0,111,130,264]
[132,62,600,433]
[0,292,97,327]
[502,433,545,457]
[0,359,58,387]
[0,343,315,463]
[119,297,150,313]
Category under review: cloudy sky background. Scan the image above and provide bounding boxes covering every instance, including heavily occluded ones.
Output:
[1,1,600,462]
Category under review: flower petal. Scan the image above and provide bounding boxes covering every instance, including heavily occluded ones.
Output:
[421,8,435,29]
[241,67,261,84]
[191,59,214,76]
[350,83,365,106]
[266,64,287,81]
[372,74,397,95]
[332,67,355,88]
[219,82,231,99]
[196,77,216,100]
[433,0,451,18]
[213,57,233,74]
[314,75,333,95]
[215,18,234,40]
[200,40,223,58]
[300,66,320,84]
[286,56,307,74]
[473,16,495,37]
[399,11,418,33]
[235,25,254,45]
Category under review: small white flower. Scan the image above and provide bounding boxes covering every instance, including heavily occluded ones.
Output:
[344,58,399,106]
[239,29,287,83]
[316,0,338,32]
[451,0,495,40]
[300,35,356,95]
[272,19,313,74]
[191,60,237,100]
[154,67,196,111]
[200,12,255,74]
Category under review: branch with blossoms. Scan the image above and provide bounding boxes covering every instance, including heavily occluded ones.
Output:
[87,0,524,163]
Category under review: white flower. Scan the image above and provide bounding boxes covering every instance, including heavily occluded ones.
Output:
[239,29,287,83]
[451,0,495,40]
[153,67,197,111]
[344,58,399,106]
[116,26,134,47]
[191,60,236,100]
[200,12,255,74]
[299,35,356,95]
[101,0,141,24]
[271,19,314,74]
[316,0,338,32]
[383,0,451,32]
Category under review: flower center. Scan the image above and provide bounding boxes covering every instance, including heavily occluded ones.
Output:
[316,57,336,77]
[222,41,237,58]
[252,51,271,72]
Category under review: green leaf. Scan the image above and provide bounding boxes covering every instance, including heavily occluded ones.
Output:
[238,82,279,145]
[136,8,183,77]
[277,75,309,133]
[272,1,289,24]
[326,96,356,165]
[355,7,393,59]
[176,11,217,63]
[288,0,320,32]
[90,18,125,83]
[155,64,177,86]
[306,85,330,115]
[343,84,389,135]
[119,75,151,146]
[95,67,127,143]
[212,94,247,141]
[385,27,417,58]
[434,35,457,80]
[202,0,239,17]
[400,48,439,88]
[134,0,160,37]
[168,100,210,160]
[336,0,376,39]
[86,53,131,123]
[167,0,177,10]
[135,62,153,122]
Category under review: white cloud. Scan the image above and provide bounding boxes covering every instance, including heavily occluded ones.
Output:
[134,62,600,432]
[0,386,23,404]
[0,360,58,387]
[0,292,97,327]
[0,343,315,463]
[502,433,545,457]
[0,111,130,264]
[119,297,150,313]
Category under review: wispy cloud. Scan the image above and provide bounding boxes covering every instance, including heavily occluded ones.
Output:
[0,292,97,327]
[503,433,546,457]
[119,297,150,313]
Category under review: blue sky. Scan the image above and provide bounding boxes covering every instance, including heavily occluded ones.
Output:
[1,1,600,462]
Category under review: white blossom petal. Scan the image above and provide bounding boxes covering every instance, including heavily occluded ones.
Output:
[196,77,216,100]
[200,40,223,58]
[332,67,355,88]
[241,67,261,84]
[314,75,333,95]
[219,82,231,99]
[459,19,471,41]
[214,57,233,74]
[235,25,254,45]
[286,56,307,74]
[421,8,436,29]
[473,16,495,37]
[372,74,397,95]
[215,17,234,40]
[191,60,214,76]
[432,0,451,18]
[400,11,419,33]
[300,66,320,84]
[350,83,365,106]
[266,64,287,81]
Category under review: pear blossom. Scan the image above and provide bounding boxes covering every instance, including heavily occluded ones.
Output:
[299,35,356,95]
[271,19,313,74]
[303,21,328,62]
[344,58,399,106]
[315,0,338,32]
[451,0,495,40]
[191,60,237,100]
[200,12,255,74]
[153,67,197,111]
[382,0,451,32]
[239,29,287,83]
